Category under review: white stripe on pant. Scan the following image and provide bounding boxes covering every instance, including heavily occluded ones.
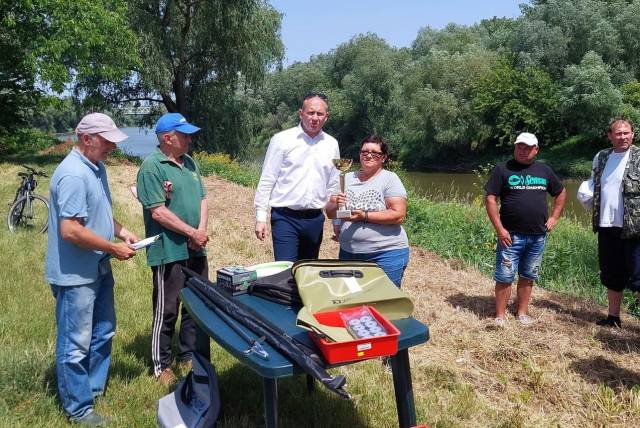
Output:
[151,264,165,377]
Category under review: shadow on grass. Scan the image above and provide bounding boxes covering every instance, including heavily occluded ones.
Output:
[445,293,495,319]
[43,363,58,396]
[109,358,148,382]
[532,298,603,325]
[121,333,153,375]
[42,363,65,416]
[215,362,366,428]
[569,355,640,391]
[533,298,640,334]
[594,329,640,354]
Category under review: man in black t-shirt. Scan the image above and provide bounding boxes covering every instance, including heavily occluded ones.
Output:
[485,132,566,327]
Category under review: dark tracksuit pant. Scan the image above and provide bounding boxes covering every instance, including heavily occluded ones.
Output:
[151,256,208,376]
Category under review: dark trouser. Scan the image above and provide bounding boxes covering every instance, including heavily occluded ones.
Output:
[271,207,324,262]
[598,227,640,292]
[151,256,208,376]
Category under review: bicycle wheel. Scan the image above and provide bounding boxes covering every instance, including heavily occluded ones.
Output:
[7,194,49,233]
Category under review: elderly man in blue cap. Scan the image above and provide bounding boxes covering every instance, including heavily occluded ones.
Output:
[136,113,209,385]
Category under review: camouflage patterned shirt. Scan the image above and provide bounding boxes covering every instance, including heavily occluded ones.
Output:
[592,145,640,238]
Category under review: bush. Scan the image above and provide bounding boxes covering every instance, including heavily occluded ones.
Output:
[0,128,57,155]
[107,148,142,165]
[193,152,260,187]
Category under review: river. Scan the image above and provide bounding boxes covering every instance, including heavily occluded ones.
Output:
[58,128,589,224]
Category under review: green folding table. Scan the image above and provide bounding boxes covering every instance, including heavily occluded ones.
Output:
[181,288,429,428]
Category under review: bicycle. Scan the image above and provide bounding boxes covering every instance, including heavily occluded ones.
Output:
[7,165,49,233]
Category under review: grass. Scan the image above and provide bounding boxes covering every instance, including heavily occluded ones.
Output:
[3,152,640,427]
[0,157,420,427]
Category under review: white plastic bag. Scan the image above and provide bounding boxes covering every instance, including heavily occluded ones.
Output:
[577,179,594,211]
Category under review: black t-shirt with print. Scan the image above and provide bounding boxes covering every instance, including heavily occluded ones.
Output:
[484,159,564,234]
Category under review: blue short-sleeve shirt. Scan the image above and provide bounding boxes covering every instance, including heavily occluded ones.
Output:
[45,149,115,286]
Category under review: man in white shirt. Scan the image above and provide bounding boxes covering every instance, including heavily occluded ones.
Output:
[254,92,340,261]
[588,118,640,328]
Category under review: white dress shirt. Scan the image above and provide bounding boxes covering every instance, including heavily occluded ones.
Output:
[254,124,340,222]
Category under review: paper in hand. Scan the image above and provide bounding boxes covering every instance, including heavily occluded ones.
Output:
[132,234,160,250]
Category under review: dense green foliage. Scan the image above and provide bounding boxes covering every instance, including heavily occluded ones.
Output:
[0,129,58,156]
[248,0,640,169]
[193,152,260,187]
[118,0,283,156]
[8,0,640,170]
[0,0,139,136]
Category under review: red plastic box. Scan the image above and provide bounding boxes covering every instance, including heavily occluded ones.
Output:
[310,305,400,364]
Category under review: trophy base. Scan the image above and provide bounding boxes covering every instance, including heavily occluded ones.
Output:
[336,209,352,219]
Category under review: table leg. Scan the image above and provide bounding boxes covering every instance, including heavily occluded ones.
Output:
[263,377,278,428]
[306,374,315,393]
[390,349,417,428]
[194,324,210,360]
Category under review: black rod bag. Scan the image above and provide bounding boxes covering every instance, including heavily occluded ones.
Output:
[183,267,350,400]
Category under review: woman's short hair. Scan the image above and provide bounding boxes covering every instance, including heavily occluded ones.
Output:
[360,135,389,156]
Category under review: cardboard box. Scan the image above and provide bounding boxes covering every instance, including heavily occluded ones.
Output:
[216,266,257,295]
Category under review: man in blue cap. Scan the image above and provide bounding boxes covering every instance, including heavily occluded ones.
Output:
[136,113,209,385]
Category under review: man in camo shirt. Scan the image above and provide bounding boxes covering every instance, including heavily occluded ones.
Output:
[587,118,640,328]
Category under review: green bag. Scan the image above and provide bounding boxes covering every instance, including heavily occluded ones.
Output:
[293,260,414,322]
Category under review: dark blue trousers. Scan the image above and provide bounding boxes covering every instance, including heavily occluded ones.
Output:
[271,207,325,262]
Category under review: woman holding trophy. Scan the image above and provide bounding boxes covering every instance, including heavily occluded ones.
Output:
[326,135,410,287]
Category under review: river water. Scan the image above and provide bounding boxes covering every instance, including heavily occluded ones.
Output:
[58,128,589,224]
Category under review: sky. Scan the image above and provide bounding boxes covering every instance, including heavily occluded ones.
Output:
[269,0,526,66]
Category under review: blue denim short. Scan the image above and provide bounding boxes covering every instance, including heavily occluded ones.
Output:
[494,233,546,283]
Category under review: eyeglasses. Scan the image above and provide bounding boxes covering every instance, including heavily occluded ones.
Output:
[360,150,384,159]
[303,91,328,101]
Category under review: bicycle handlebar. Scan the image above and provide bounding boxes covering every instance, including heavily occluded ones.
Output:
[20,165,48,177]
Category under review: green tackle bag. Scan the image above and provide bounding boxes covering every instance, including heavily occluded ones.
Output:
[292,259,414,321]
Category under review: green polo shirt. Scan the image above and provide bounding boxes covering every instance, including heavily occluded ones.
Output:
[137,148,207,266]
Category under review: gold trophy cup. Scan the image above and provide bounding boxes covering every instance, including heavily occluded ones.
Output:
[332,158,353,219]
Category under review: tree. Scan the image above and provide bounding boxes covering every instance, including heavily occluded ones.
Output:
[326,34,409,157]
[114,0,283,155]
[561,51,625,137]
[472,59,562,145]
[0,0,138,134]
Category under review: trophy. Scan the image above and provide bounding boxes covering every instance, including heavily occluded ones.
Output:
[332,158,353,219]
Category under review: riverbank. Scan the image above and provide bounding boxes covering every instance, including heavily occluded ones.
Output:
[415,135,604,180]
[192,152,638,316]
[2,157,640,426]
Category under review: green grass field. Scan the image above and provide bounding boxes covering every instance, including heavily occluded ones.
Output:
[3,152,639,427]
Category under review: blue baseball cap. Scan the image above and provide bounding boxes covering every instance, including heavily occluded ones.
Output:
[155,113,200,134]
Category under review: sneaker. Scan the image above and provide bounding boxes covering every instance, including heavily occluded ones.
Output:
[596,315,622,328]
[75,411,110,427]
[156,367,177,386]
[494,317,505,327]
[516,314,534,326]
